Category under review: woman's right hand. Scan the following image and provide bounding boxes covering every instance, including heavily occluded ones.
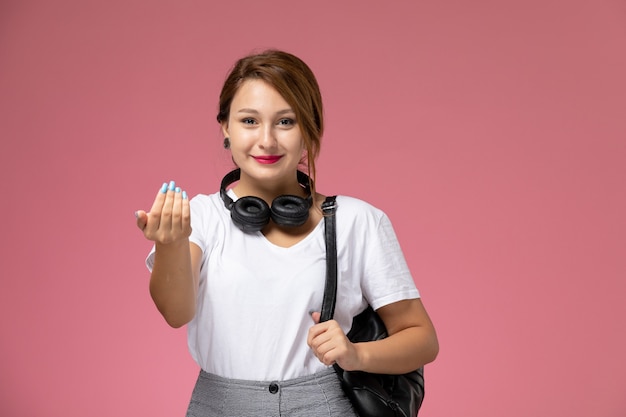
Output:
[135,181,191,244]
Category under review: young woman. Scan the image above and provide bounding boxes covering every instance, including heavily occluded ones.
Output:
[135,49,439,416]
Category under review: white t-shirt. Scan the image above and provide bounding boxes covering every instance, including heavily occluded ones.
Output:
[146,191,420,381]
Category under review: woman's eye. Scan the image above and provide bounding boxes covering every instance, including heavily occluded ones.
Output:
[278,118,295,126]
[242,118,256,125]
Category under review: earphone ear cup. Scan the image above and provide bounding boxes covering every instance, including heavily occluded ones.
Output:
[220,168,313,232]
[270,195,311,227]
[231,196,271,232]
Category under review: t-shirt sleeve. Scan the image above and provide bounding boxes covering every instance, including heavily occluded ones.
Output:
[188,196,208,253]
[145,245,156,272]
[361,212,420,310]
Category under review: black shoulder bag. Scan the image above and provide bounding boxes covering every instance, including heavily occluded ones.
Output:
[320,196,425,417]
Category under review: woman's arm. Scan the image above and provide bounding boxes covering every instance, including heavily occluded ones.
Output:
[358,298,439,374]
[136,182,201,328]
[149,241,202,328]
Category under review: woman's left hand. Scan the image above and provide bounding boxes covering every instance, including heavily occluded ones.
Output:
[307,312,362,371]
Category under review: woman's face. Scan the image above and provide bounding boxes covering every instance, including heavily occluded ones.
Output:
[222,79,305,187]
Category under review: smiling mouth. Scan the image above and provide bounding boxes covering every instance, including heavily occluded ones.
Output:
[253,155,282,164]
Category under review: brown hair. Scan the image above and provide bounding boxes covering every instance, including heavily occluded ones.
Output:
[217,49,324,195]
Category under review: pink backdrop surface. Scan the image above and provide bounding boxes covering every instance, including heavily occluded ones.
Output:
[1,0,625,416]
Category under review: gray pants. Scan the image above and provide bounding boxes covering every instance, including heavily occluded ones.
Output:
[186,368,357,417]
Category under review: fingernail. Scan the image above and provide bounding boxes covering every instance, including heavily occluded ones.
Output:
[308,309,315,317]
[182,191,188,200]
[175,186,181,193]
[160,183,168,193]
[168,181,176,191]
[134,211,139,218]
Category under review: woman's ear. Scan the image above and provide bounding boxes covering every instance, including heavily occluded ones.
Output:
[221,122,229,139]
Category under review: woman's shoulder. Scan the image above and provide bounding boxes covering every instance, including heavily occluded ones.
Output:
[334,195,383,211]
[189,190,227,215]
[330,195,388,223]
[190,190,222,203]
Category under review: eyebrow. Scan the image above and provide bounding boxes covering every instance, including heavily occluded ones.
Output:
[236,108,295,116]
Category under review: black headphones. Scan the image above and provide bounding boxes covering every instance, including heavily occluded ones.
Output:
[220,169,313,232]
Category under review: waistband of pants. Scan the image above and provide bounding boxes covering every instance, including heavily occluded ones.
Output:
[198,367,337,390]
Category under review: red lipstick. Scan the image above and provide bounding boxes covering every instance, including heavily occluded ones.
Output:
[253,155,282,164]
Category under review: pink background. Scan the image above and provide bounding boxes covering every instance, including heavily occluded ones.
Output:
[1,0,625,416]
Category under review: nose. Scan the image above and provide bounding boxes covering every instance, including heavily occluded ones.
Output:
[258,125,277,149]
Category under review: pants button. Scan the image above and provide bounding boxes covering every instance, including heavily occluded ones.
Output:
[269,382,279,394]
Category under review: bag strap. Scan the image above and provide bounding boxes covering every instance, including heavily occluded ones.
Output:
[320,195,338,323]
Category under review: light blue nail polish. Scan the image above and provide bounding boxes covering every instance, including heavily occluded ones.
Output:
[160,183,168,193]
[175,187,181,193]
[182,191,188,200]
[168,181,176,191]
